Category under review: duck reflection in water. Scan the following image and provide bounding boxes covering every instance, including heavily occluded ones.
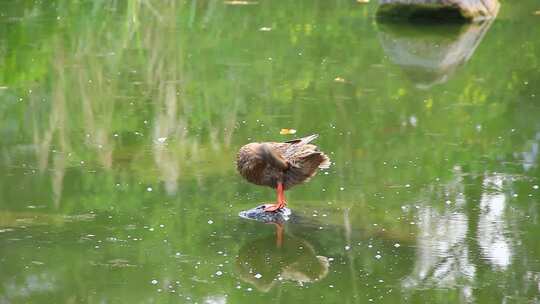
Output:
[235,222,329,292]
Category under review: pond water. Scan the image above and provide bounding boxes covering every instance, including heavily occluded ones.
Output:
[1,1,540,303]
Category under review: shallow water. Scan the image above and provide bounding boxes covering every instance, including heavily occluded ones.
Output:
[1,1,540,303]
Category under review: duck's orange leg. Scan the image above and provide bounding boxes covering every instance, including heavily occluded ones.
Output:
[274,222,284,248]
[264,182,287,212]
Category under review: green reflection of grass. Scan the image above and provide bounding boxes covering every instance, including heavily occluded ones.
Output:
[0,0,539,303]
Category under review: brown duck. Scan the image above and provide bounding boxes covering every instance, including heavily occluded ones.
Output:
[236,134,330,212]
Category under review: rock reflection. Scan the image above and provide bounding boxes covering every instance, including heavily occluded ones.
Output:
[377,18,497,89]
[235,223,329,292]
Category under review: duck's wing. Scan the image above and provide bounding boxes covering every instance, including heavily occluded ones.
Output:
[259,143,289,170]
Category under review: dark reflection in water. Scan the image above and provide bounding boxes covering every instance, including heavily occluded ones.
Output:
[235,222,329,292]
[377,18,497,88]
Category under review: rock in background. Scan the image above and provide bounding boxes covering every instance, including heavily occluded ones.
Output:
[377,0,500,22]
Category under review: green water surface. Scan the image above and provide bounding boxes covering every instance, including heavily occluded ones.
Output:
[1,1,540,303]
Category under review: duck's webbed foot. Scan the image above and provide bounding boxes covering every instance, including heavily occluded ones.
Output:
[265,182,287,212]
[264,201,287,212]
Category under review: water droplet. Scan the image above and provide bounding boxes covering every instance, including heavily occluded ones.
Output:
[208,220,214,224]
[254,273,262,279]
[375,254,382,259]
[147,187,153,192]
[151,279,158,285]
[534,185,539,190]
[394,243,400,248]
[345,245,351,251]
[215,271,223,276]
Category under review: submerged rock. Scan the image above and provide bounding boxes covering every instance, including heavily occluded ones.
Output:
[238,204,292,223]
[377,0,500,22]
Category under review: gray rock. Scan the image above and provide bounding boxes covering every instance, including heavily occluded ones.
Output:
[377,0,500,22]
[239,204,292,223]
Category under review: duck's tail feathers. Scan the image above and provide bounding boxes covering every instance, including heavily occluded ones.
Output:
[318,152,331,169]
[285,134,319,146]
[283,151,330,188]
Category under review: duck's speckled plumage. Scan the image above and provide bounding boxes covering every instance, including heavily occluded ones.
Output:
[236,134,330,190]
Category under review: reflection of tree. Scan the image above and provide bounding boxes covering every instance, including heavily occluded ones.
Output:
[145,7,186,195]
[403,169,516,302]
[477,175,512,270]
[2,1,246,206]
[343,207,361,303]
[30,45,70,209]
[519,131,540,172]
[0,272,57,303]
[402,206,476,302]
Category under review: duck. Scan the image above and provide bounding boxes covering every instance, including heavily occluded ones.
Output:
[236,134,330,212]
